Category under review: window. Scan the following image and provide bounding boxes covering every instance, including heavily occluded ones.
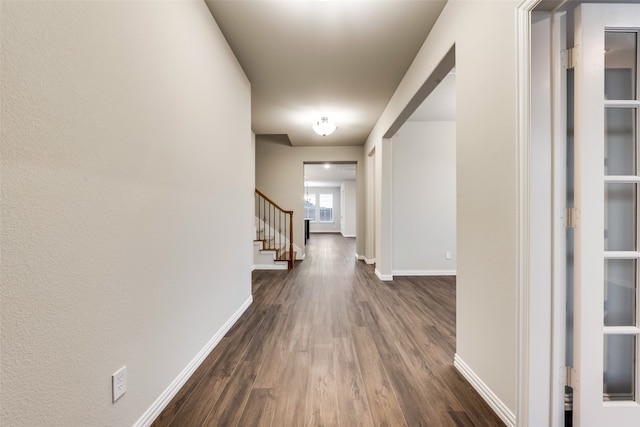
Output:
[304,193,334,223]
[318,194,333,222]
[304,195,316,220]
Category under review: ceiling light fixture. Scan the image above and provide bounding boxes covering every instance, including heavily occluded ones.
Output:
[312,117,337,136]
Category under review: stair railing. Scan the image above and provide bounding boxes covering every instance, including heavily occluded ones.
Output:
[255,189,294,269]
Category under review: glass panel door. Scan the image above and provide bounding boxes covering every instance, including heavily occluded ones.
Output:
[604,28,639,404]
[573,4,640,426]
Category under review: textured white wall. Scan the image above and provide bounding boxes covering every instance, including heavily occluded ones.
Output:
[255,137,364,257]
[363,0,519,414]
[1,2,252,425]
[392,121,456,274]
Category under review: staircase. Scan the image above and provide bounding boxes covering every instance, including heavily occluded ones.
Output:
[254,189,295,270]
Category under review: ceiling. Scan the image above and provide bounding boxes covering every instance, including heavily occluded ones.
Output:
[304,163,356,187]
[303,69,455,188]
[205,0,448,147]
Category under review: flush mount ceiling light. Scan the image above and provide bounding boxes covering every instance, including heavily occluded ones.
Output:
[312,117,337,136]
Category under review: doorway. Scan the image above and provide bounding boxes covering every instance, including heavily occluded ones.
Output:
[303,162,357,257]
[390,69,457,277]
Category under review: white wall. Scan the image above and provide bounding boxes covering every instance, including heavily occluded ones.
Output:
[392,121,456,275]
[341,180,357,237]
[363,0,520,421]
[307,186,341,233]
[255,136,364,257]
[1,2,253,426]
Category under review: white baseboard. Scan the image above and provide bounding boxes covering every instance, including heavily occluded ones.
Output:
[392,269,456,276]
[364,257,375,265]
[252,264,288,270]
[355,253,365,261]
[375,269,393,281]
[134,296,253,427]
[453,354,516,427]
[341,234,356,238]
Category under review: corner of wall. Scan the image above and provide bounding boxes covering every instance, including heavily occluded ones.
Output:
[454,354,516,427]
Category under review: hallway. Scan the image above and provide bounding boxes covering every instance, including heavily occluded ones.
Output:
[153,234,503,426]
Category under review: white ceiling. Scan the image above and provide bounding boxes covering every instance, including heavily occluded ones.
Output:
[206,0,448,147]
[304,163,356,187]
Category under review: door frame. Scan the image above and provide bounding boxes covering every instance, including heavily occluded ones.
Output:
[516,1,544,425]
[516,1,567,426]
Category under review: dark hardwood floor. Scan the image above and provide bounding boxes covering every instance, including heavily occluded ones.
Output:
[153,234,504,426]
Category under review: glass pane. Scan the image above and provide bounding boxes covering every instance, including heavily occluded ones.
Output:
[566,69,576,370]
[318,194,333,222]
[603,334,636,401]
[604,259,637,326]
[605,108,637,176]
[304,194,316,220]
[605,183,637,251]
[605,32,637,100]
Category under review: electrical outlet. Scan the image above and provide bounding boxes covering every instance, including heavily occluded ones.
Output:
[112,366,127,402]
[445,251,452,260]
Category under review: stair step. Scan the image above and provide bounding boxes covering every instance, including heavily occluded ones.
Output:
[255,239,287,256]
[256,233,282,242]
[258,238,286,251]
[277,251,297,266]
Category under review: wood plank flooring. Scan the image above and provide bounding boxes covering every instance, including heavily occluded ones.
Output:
[153,234,504,426]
